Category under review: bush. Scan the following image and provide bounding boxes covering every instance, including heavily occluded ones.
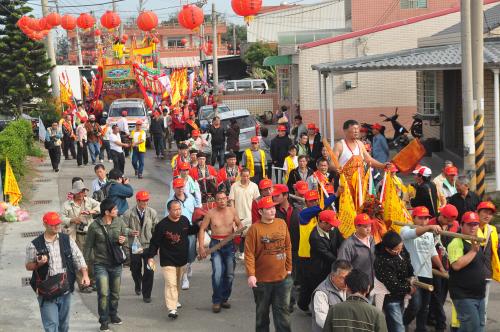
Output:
[0,119,34,178]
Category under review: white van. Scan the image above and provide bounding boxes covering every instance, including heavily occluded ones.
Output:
[224,79,269,93]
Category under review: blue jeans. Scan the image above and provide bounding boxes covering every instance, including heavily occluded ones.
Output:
[37,292,72,332]
[252,276,293,332]
[383,300,405,332]
[87,141,100,163]
[94,264,122,324]
[453,298,485,332]
[188,234,197,263]
[403,276,432,332]
[210,239,235,304]
[131,149,145,175]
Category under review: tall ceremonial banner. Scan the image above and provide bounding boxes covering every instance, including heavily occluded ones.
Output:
[383,173,412,233]
[338,173,357,238]
[3,159,22,206]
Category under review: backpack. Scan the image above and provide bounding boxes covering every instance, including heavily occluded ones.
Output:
[92,182,112,202]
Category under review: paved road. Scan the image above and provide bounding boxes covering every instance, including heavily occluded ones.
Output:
[56,150,311,331]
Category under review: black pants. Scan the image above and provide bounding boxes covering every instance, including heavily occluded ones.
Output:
[297,257,315,311]
[403,276,433,332]
[211,144,225,168]
[76,140,88,166]
[120,132,130,157]
[130,251,154,299]
[429,276,449,330]
[251,167,264,185]
[152,133,164,156]
[110,150,125,173]
[63,137,76,159]
[48,147,61,171]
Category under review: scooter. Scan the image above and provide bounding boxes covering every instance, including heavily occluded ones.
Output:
[379,108,410,150]
[410,114,423,138]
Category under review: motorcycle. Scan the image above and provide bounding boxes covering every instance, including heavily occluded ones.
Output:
[410,114,423,139]
[379,108,410,150]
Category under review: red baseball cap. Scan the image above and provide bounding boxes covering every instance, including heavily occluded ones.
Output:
[319,210,340,227]
[324,183,335,194]
[251,136,259,144]
[444,166,458,176]
[178,162,190,171]
[136,191,150,201]
[136,120,143,125]
[278,125,286,131]
[462,211,480,224]
[259,178,273,190]
[294,181,308,195]
[354,213,373,226]
[43,212,62,226]
[212,102,218,108]
[477,201,497,213]
[372,123,382,131]
[412,206,431,218]
[257,196,278,209]
[173,177,185,188]
[272,184,289,196]
[304,190,319,201]
[192,130,200,137]
[121,110,128,116]
[307,123,315,130]
[360,127,368,133]
[439,204,458,219]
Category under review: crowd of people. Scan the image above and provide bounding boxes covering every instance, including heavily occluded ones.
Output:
[30,92,499,332]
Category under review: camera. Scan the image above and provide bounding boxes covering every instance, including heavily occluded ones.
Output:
[36,249,49,260]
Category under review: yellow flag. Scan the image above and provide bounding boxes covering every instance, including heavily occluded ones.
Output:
[338,173,357,238]
[4,158,22,206]
[383,174,412,233]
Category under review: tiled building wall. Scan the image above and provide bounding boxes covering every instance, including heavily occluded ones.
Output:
[219,93,279,117]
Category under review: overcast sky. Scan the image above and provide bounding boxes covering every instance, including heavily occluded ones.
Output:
[30,0,320,24]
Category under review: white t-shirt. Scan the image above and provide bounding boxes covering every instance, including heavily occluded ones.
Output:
[400,226,438,278]
[229,181,260,227]
[132,131,143,145]
[109,132,123,153]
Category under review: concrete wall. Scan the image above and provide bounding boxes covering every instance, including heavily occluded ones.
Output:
[219,93,279,117]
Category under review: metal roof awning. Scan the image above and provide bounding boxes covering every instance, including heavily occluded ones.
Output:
[312,39,500,73]
[263,55,292,66]
[159,56,200,68]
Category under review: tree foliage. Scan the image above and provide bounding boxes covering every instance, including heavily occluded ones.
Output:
[221,23,247,46]
[243,42,277,87]
[0,0,52,116]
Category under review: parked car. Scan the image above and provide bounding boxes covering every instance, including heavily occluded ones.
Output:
[223,79,268,93]
[199,103,232,130]
[103,98,151,143]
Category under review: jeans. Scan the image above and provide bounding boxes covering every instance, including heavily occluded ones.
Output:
[429,275,449,330]
[403,276,432,332]
[453,298,485,332]
[94,264,122,324]
[131,149,145,175]
[37,292,72,332]
[188,234,197,263]
[87,141,100,163]
[110,150,125,174]
[252,276,293,332]
[99,140,111,161]
[485,279,491,323]
[384,300,405,332]
[76,140,88,166]
[152,134,164,156]
[210,239,235,304]
[130,251,154,299]
[211,144,225,168]
[48,147,61,171]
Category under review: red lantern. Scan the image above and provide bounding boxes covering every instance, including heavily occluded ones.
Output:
[17,16,31,29]
[39,17,52,30]
[137,11,158,32]
[180,38,187,46]
[231,0,262,23]
[121,33,128,42]
[94,29,102,37]
[61,15,77,31]
[178,4,204,30]
[100,10,121,30]
[28,18,42,31]
[77,13,95,30]
[46,12,61,27]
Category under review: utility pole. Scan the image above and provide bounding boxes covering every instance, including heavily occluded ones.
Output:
[232,24,237,55]
[75,28,83,66]
[200,24,205,62]
[471,0,486,196]
[211,3,218,95]
[460,0,475,181]
[41,0,60,98]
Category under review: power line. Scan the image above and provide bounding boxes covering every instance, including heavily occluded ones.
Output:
[27,0,125,8]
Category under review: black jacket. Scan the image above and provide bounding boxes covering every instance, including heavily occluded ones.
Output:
[208,125,226,146]
[410,180,439,216]
[270,135,293,166]
[309,226,344,279]
[150,117,165,135]
[448,191,481,222]
[287,167,314,193]
[374,244,413,302]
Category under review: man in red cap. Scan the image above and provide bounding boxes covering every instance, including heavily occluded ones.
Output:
[245,196,292,332]
[371,123,389,164]
[122,191,159,303]
[26,212,89,331]
[447,211,488,331]
[130,120,147,178]
[434,165,458,206]
[251,178,274,224]
[400,206,444,331]
[150,110,166,159]
[175,161,202,208]
[185,129,208,152]
[270,124,293,180]
[242,136,267,184]
[432,161,456,205]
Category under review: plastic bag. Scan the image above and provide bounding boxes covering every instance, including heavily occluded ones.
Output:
[131,236,143,254]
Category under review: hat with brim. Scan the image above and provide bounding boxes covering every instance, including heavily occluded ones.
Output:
[257,196,278,209]
[319,210,340,227]
[71,180,88,194]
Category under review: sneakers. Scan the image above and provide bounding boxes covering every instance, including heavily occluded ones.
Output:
[181,273,190,290]
[187,263,192,278]
[110,316,122,325]
[100,159,104,163]
[221,301,231,309]
[135,285,141,296]
[177,302,182,308]
[236,252,245,260]
[79,286,92,294]
[168,309,178,319]
[212,304,221,313]
[143,297,152,303]
[99,322,110,331]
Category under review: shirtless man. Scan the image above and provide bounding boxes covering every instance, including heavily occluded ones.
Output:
[198,191,243,313]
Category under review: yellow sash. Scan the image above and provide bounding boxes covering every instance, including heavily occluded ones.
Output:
[245,149,266,178]
[131,130,146,152]
[284,156,296,183]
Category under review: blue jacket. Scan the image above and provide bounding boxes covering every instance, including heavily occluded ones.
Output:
[299,195,336,225]
[107,181,134,215]
[165,191,196,223]
[372,134,389,163]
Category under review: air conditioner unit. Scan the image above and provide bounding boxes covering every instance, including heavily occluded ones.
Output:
[344,80,356,90]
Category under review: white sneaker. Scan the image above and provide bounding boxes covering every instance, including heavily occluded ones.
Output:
[181,274,190,290]
[168,309,178,319]
[187,263,192,278]
[99,159,104,163]
[236,252,245,260]
[177,302,182,308]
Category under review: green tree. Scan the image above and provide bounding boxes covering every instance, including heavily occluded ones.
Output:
[0,0,52,117]
[56,37,69,64]
[222,23,247,47]
[243,42,277,68]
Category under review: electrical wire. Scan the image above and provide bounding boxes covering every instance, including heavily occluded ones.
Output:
[27,0,125,8]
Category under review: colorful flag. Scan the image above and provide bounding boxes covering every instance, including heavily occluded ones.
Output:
[3,158,22,205]
[338,173,357,238]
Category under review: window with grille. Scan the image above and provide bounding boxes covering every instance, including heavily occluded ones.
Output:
[417,71,438,116]
[278,66,290,101]
[401,0,428,9]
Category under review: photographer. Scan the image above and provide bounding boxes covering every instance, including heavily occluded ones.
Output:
[45,122,63,172]
[61,180,100,293]
[26,212,89,332]
[107,168,134,216]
